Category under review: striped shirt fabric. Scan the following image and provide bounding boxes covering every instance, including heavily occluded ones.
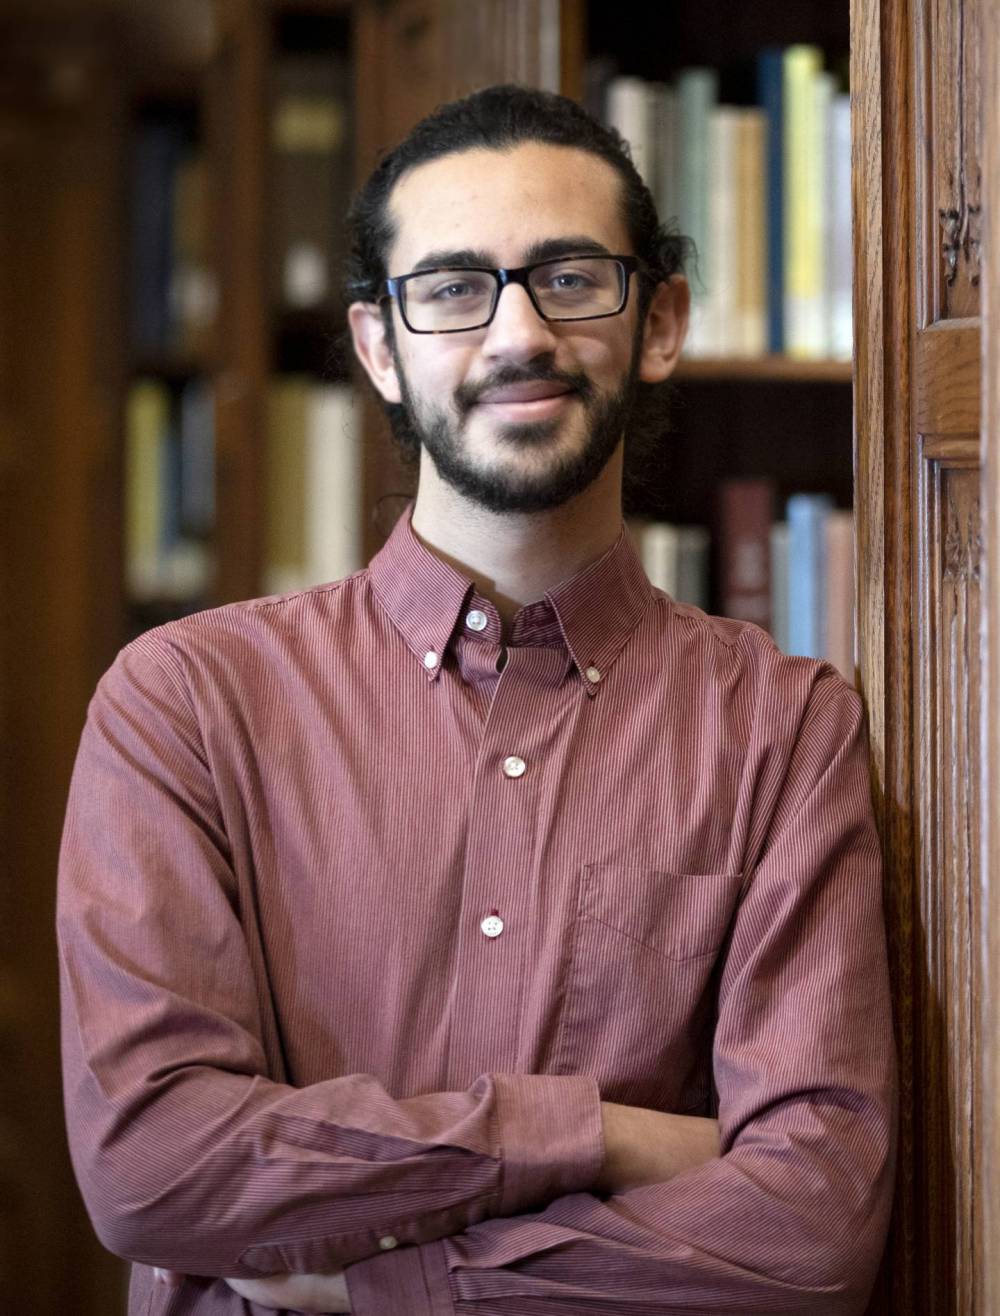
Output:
[57,504,897,1314]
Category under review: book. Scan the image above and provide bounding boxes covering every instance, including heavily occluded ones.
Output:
[828,93,853,360]
[769,521,791,651]
[757,48,786,353]
[266,379,361,593]
[736,109,768,356]
[125,381,170,599]
[823,508,855,681]
[783,46,826,358]
[306,384,362,585]
[676,68,719,356]
[637,521,680,596]
[270,53,352,313]
[716,478,775,627]
[786,492,834,657]
[130,117,187,354]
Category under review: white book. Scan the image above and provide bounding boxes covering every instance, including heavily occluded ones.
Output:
[639,521,680,596]
[607,76,653,190]
[828,94,853,360]
[707,106,740,356]
[652,84,678,230]
[770,521,790,652]
[677,526,710,609]
[306,384,362,585]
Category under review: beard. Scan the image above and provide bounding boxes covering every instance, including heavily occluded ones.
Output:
[388,332,643,514]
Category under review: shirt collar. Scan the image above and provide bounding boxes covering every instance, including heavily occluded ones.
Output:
[367,504,655,695]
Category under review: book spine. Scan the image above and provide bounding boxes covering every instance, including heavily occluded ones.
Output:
[823,508,855,681]
[787,492,833,656]
[757,48,785,354]
[783,46,825,358]
[677,527,710,609]
[677,68,719,356]
[125,381,170,600]
[639,522,680,596]
[769,521,791,651]
[829,94,853,360]
[707,107,739,356]
[717,478,776,627]
[265,377,310,595]
[737,109,768,357]
[306,384,362,585]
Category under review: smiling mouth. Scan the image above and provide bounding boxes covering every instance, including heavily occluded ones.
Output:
[475,391,577,418]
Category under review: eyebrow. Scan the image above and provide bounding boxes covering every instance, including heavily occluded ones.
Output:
[407,235,615,274]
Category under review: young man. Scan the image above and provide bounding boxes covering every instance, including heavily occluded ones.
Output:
[58,85,896,1314]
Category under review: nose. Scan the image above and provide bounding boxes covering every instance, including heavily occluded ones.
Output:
[481,280,558,362]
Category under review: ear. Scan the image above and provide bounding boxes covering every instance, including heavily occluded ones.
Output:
[348,301,402,404]
[637,274,690,383]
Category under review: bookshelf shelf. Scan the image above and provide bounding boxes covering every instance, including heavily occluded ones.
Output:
[674,355,852,383]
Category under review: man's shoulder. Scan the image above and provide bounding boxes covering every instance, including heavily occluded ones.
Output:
[656,595,862,719]
[110,569,372,692]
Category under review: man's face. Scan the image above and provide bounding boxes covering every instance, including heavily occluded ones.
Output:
[374,142,647,513]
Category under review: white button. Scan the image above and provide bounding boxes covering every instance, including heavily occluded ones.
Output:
[423,650,438,669]
[378,1234,399,1250]
[502,755,526,778]
[481,914,504,938]
[466,609,488,632]
[585,665,602,683]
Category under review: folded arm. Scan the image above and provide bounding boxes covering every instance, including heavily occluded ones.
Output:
[57,642,603,1281]
[341,671,899,1315]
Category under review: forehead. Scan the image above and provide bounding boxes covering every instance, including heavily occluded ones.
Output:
[385,141,630,271]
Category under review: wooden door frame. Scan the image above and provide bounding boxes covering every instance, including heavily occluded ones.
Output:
[981,0,999,1308]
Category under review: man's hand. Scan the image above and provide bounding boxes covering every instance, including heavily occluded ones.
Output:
[153,1267,351,1313]
[597,1103,720,1195]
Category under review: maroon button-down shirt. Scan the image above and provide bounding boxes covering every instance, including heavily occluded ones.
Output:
[58,506,896,1314]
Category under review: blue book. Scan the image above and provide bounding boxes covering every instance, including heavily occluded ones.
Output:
[757,47,785,354]
[787,493,833,658]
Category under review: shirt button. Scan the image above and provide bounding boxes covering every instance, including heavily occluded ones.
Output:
[585,665,602,683]
[466,609,488,631]
[378,1235,399,1250]
[502,755,526,778]
[481,914,504,938]
[423,650,438,669]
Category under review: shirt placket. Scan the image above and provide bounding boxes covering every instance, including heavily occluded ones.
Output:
[444,643,570,1086]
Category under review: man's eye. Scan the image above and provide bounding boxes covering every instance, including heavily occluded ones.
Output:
[543,269,597,293]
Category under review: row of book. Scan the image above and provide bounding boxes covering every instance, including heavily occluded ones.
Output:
[126,388,850,678]
[129,51,351,357]
[594,47,851,361]
[124,378,362,605]
[629,480,855,682]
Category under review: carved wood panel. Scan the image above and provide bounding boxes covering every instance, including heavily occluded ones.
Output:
[916,0,982,324]
[915,439,982,1312]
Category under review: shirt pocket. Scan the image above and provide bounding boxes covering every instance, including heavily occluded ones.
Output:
[549,863,742,1113]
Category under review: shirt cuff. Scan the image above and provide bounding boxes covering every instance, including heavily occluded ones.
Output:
[492,1072,604,1216]
[346,1239,453,1315]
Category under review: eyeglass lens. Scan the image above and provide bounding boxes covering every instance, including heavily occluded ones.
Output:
[401,257,625,331]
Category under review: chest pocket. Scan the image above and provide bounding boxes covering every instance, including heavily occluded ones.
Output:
[549,864,743,1112]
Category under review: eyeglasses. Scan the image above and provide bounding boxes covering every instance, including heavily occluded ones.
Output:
[381,255,643,334]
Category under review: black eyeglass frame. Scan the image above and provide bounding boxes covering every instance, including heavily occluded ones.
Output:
[380,254,645,335]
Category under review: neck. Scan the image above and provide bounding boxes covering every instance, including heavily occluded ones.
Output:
[410,447,625,631]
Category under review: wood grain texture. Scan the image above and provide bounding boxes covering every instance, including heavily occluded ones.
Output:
[853,0,917,1307]
[979,1,1000,1310]
[914,319,982,432]
[207,0,270,604]
[915,444,982,1310]
[855,0,989,1309]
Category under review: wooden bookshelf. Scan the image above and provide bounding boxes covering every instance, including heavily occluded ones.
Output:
[674,355,853,383]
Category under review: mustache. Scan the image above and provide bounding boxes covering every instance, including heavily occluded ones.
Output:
[454,363,593,415]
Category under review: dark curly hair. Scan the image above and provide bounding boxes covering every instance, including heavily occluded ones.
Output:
[341,82,693,488]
